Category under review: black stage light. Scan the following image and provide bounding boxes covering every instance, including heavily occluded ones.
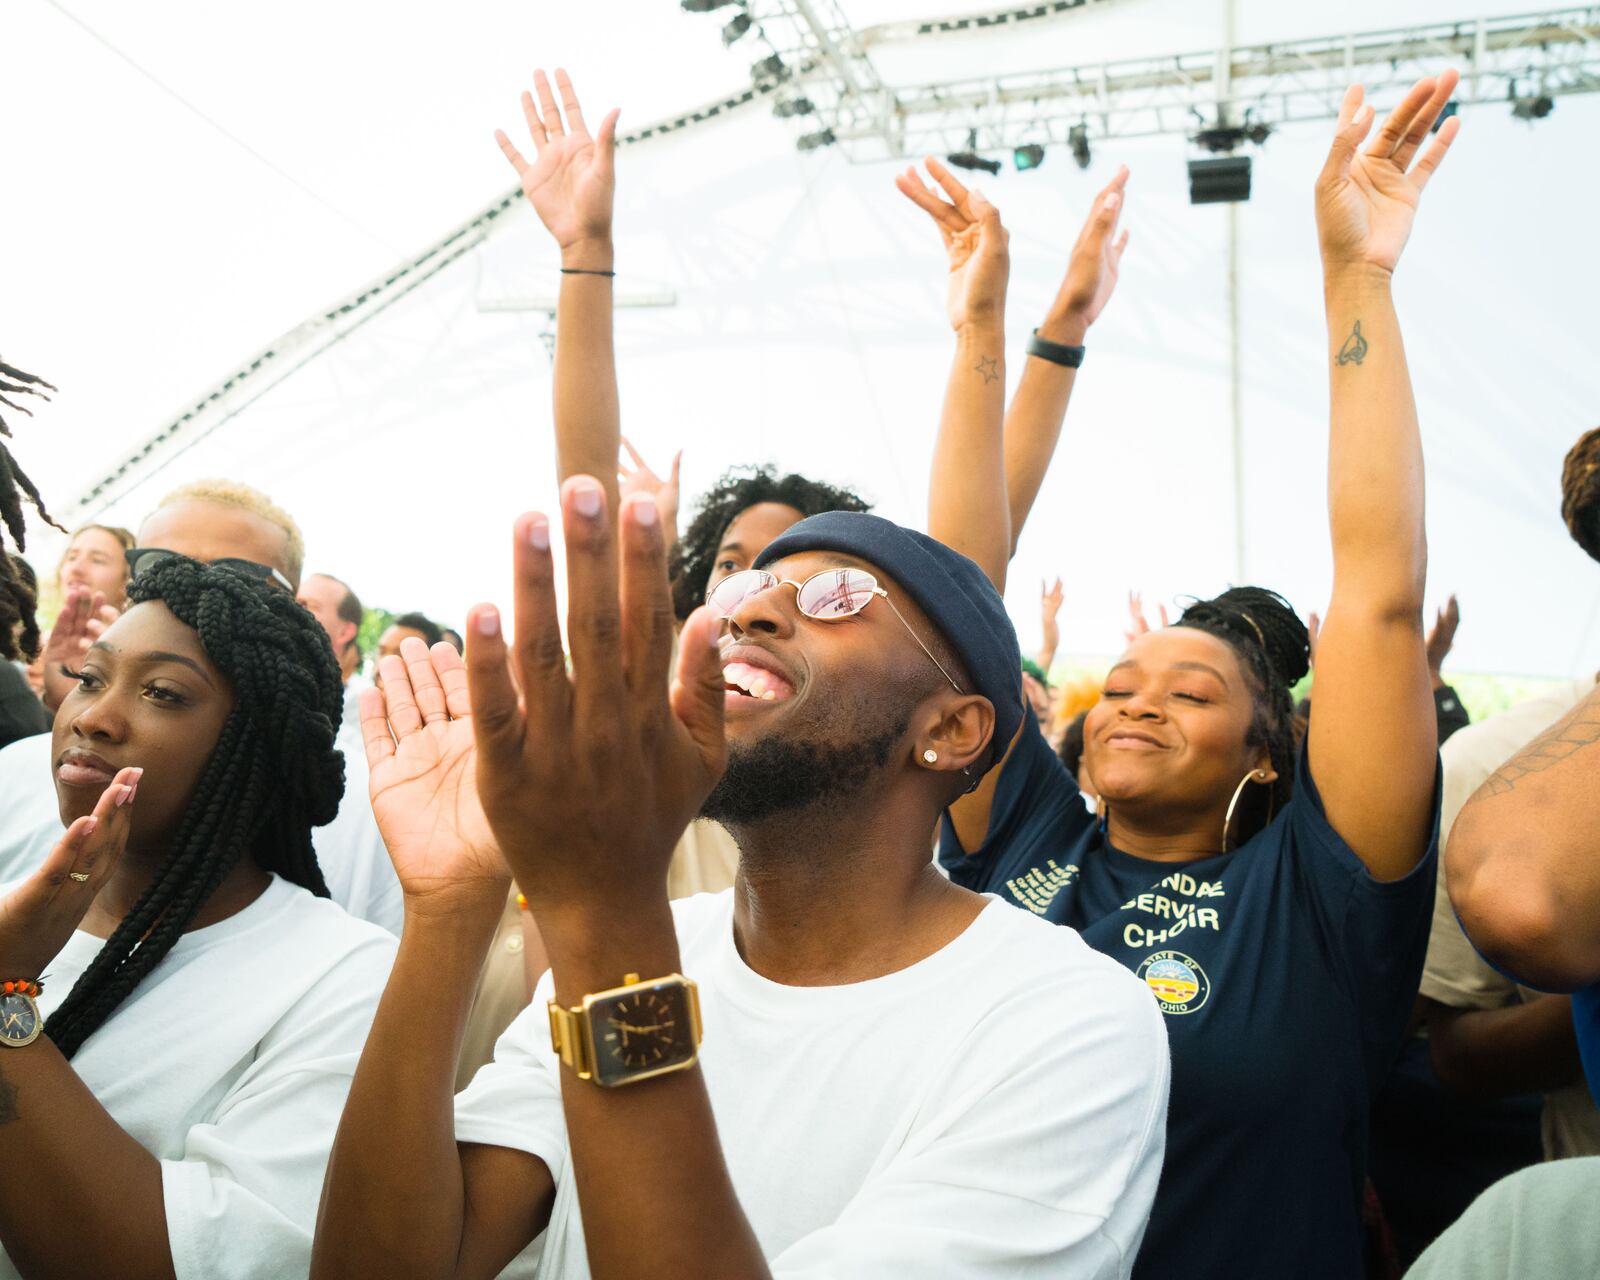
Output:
[681,0,740,11]
[773,97,814,118]
[722,12,753,44]
[751,54,788,87]
[1014,143,1045,171]
[1511,94,1554,120]
[1431,100,1459,133]
[1188,155,1252,204]
[797,129,836,152]
[946,150,1002,175]
[1069,123,1091,170]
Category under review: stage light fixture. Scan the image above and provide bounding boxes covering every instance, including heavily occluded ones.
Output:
[1431,100,1459,133]
[1014,143,1045,171]
[1069,124,1091,170]
[797,128,836,152]
[1188,155,1252,205]
[681,0,740,11]
[751,54,788,87]
[946,150,1002,175]
[722,12,753,44]
[1511,94,1554,120]
[773,97,814,118]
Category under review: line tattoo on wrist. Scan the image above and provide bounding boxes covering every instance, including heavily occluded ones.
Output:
[975,355,1000,383]
[1336,320,1368,367]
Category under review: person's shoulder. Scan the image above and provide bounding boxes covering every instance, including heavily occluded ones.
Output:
[0,729,53,783]
[234,878,398,975]
[671,889,735,956]
[975,899,1161,1021]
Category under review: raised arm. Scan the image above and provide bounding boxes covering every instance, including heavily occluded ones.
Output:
[1446,681,1600,989]
[495,70,622,517]
[313,641,552,1280]
[898,158,1011,586]
[1304,72,1461,881]
[1004,167,1129,553]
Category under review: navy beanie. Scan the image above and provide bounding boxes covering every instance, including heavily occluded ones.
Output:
[754,511,1023,763]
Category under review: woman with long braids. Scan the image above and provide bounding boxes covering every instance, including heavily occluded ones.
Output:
[0,554,395,1279]
[924,74,1462,1277]
[0,357,59,746]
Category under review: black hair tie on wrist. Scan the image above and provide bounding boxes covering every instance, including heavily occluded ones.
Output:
[559,267,616,277]
[1026,329,1085,368]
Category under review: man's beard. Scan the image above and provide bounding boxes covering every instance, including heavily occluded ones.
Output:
[700,702,910,827]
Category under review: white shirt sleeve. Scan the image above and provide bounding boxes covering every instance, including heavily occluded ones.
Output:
[312,756,405,938]
[452,974,569,1183]
[769,979,1170,1279]
[158,937,396,1280]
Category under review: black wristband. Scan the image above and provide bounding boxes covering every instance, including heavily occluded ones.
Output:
[559,267,616,277]
[1027,329,1085,368]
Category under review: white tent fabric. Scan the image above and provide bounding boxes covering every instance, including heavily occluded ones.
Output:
[5,0,1597,676]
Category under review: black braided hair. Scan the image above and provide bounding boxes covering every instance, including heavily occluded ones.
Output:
[1561,426,1600,564]
[46,557,346,1059]
[668,465,872,621]
[1173,586,1310,846]
[391,611,442,648]
[0,357,64,662]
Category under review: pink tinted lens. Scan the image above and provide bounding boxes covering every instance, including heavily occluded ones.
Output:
[795,569,878,619]
[706,569,774,618]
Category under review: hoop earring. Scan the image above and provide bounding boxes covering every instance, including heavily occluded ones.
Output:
[1222,769,1272,853]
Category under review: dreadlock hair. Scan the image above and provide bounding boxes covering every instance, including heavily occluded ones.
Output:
[668,465,872,621]
[0,357,64,662]
[46,556,345,1059]
[1173,586,1310,847]
[1561,426,1600,564]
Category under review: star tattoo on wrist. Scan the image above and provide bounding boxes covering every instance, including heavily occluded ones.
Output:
[975,355,1000,383]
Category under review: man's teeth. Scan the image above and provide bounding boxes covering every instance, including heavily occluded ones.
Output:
[723,661,787,700]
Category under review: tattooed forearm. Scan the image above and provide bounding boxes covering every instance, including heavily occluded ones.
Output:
[974,355,1000,384]
[1468,698,1600,804]
[1336,320,1368,366]
[0,1066,17,1125]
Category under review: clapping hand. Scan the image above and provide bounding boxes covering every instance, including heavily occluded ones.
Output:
[1040,577,1064,654]
[1123,590,1169,645]
[1316,70,1460,277]
[0,768,139,981]
[1425,594,1461,680]
[895,157,1010,333]
[463,483,726,917]
[1041,166,1131,344]
[361,639,509,911]
[40,585,121,711]
[495,68,619,264]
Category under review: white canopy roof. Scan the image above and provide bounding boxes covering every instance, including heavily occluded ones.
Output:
[6,0,1596,675]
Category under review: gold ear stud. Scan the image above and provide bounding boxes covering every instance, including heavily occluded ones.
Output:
[922,749,939,764]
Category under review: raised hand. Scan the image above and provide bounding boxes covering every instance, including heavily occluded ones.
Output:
[1123,590,1169,645]
[618,438,683,539]
[895,157,1010,332]
[40,585,122,712]
[1040,577,1064,653]
[464,482,726,915]
[494,68,620,260]
[1041,166,1130,343]
[1426,594,1461,678]
[1316,70,1461,276]
[361,638,508,907]
[0,767,139,981]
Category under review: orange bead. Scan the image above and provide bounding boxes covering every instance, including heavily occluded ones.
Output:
[2,982,12,994]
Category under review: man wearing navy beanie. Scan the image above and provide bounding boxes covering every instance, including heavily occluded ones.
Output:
[322,498,1171,1279]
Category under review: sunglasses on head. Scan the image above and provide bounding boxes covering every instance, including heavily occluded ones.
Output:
[706,567,965,695]
[126,547,293,593]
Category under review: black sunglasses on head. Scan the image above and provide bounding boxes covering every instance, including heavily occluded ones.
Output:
[125,547,293,592]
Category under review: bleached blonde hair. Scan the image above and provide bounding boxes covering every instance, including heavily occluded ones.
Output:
[153,479,306,586]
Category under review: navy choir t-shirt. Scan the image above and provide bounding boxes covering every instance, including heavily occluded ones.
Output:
[939,711,1439,1280]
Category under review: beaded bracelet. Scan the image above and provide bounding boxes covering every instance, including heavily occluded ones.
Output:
[2,980,42,999]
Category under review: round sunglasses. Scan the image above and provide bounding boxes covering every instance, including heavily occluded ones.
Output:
[706,567,964,694]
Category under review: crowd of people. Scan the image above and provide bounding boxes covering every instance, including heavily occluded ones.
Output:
[1,60,1597,1280]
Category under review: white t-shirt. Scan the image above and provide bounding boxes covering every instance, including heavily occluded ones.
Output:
[0,730,404,936]
[455,891,1170,1278]
[1,875,397,1280]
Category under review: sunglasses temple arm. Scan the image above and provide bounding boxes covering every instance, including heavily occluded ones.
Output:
[879,593,965,695]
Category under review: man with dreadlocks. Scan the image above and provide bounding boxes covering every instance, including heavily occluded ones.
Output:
[0,555,395,1279]
[925,75,1461,1278]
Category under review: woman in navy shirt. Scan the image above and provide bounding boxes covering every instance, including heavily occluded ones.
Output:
[921,72,1463,1279]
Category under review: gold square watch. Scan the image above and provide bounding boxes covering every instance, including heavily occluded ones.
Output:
[548,973,702,1088]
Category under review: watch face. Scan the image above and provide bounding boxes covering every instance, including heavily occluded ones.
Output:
[589,980,697,1087]
[0,993,41,1047]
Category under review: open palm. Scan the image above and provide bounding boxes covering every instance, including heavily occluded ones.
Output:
[362,640,507,902]
[896,157,1009,332]
[1317,71,1460,275]
[494,68,619,251]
